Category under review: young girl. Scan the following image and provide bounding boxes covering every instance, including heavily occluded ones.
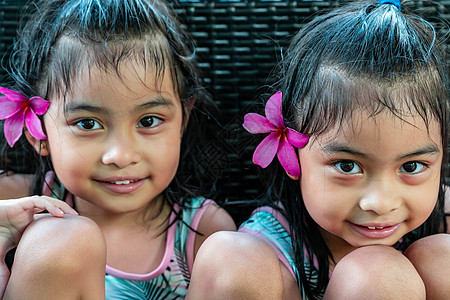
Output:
[0,0,236,298]
[187,0,450,299]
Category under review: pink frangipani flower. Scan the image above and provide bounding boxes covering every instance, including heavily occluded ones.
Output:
[0,87,50,147]
[243,91,309,178]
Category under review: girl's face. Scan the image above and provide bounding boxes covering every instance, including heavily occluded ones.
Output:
[40,61,185,217]
[298,111,442,256]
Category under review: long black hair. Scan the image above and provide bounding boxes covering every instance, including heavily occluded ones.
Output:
[260,1,449,298]
[0,0,221,216]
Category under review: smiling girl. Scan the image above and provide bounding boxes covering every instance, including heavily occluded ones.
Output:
[0,0,235,298]
[187,0,450,299]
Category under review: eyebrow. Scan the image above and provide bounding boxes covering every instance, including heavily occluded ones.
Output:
[322,142,441,160]
[64,97,175,115]
[397,144,441,160]
[322,143,368,158]
[133,97,174,113]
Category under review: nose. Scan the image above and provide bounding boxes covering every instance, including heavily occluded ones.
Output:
[101,134,141,168]
[359,179,402,215]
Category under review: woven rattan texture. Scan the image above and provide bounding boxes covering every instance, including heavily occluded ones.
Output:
[1,1,450,221]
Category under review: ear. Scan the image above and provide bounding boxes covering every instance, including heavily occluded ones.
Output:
[24,129,50,156]
[285,148,302,181]
[285,170,299,181]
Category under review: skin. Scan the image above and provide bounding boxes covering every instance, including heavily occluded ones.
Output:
[34,60,186,274]
[4,214,107,300]
[293,110,446,299]
[31,59,234,271]
[0,58,235,298]
[0,196,79,298]
[186,231,285,300]
[0,174,34,200]
[187,109,449,300]
[40,62,183,219]
[298,111,442,264]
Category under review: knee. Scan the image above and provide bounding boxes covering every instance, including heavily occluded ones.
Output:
[189,231,283,299]
[405,233,450,263]
[14,215,106,278]
[405,234,450,299]
[193,231,281,282]
[325,245,425,300]
[196,231,276,264]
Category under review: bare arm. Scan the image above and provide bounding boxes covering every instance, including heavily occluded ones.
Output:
[193,204,237,258]
[280,262,302,299]
[0,172,34,200]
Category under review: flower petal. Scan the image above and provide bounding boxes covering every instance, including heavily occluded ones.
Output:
[0,87,28,102]
[277,134,301,178]
[0,96,23,119]
[253,131,281,168]
[286,128,309,148]
[4,110,26,147]
[265,91,284,128]
[243,113,277,134]
[25,109,47,140]
[29,96,50,115]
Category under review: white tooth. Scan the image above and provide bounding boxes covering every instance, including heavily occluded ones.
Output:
[367,226,376,230]
[115,180,131,185]
[376,227,384,229]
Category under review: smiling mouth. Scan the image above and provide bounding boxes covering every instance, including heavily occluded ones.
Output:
[349,222,401,239]
[106,180,139,185]
[358,224,396,231]
[96,178,145,194]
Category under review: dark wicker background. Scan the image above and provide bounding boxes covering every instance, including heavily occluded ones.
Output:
[1,0,449,223]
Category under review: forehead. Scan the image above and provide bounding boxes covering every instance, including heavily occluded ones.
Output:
[43,35,178,100]
[298,66,445,139]
[95,58,173,92]
[313,110,442,155]
[63,58,178,104]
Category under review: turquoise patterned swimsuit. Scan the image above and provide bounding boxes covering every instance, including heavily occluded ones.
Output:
[104,197,215,299]
[238,206,322,299]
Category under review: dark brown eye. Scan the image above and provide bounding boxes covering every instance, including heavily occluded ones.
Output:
[137,116,161,128]
[335,160,361,174]
[402,162,416,173]
[400,162,425,174]
[76,119,100,130]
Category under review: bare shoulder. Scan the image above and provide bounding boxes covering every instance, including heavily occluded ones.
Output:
[0,172,34,200]
[280,259,302,300]
[194,203,237,255]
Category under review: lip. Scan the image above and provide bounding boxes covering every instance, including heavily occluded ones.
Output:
[348,222,402,239]
[95,177,146,194]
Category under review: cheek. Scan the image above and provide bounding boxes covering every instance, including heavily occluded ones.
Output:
[300,174,335,227]
[151,133,181,176]
[408,184,440,226]
[45,131,94,181]
[50,146,89,181]
[164,148,180,179]
[47,137,86,164]
[300,168,355,232]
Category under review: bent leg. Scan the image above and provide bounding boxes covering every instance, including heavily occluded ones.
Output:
[4,215,106,300]
[405,234,450,300]
[324,245,425,300]
[186,231,284,300]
